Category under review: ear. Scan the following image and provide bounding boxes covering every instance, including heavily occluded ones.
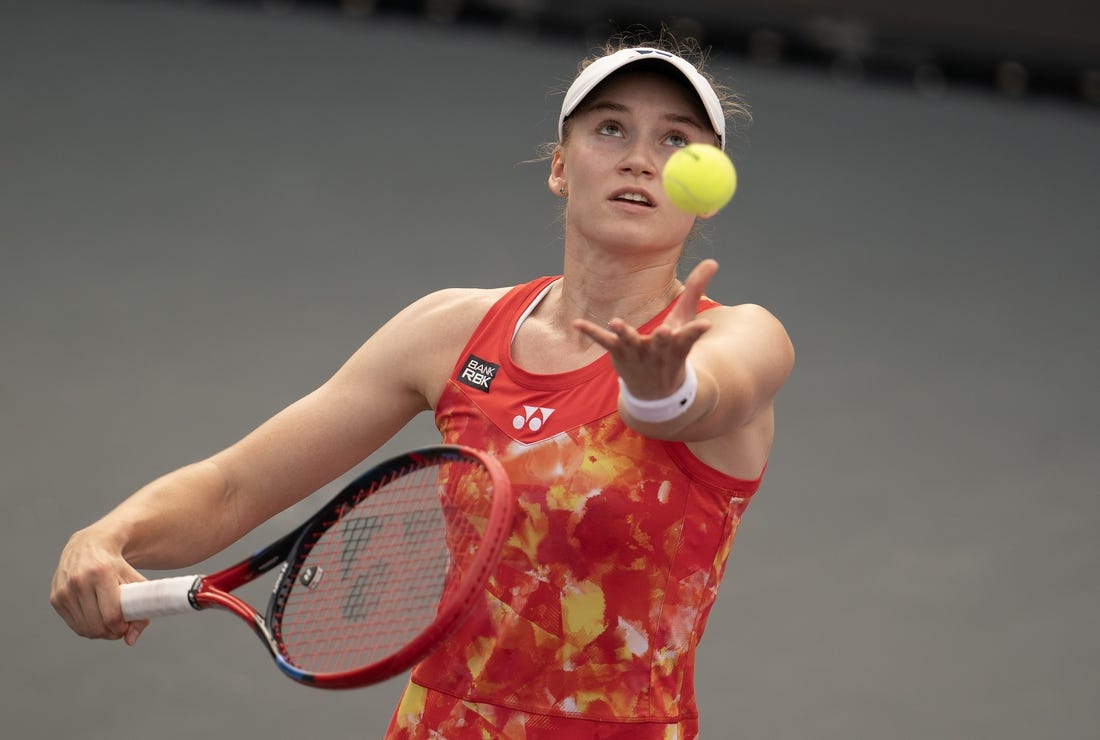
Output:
[547,146,566,196]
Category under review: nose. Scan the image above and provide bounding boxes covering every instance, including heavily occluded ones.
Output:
[618,138,659,179]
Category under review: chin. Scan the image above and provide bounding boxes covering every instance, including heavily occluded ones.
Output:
[572,214,689,253]
[607,224,688,251]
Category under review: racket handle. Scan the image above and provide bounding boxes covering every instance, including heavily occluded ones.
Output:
[120,576,201,620]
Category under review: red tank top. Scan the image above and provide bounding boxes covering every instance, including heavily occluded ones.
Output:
[410,276,764,724]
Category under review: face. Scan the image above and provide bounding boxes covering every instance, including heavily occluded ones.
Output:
[550,68,719,256]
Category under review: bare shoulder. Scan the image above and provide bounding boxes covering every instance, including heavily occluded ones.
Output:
[370,285,514,406]
[703,302,794,358]
[390,285,512,343]
[706,301,786,328]
[407,285,512,318]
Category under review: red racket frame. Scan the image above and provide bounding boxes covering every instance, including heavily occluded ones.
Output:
[165,446,513,689]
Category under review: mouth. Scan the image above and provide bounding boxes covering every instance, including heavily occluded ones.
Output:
[610,189,655,208]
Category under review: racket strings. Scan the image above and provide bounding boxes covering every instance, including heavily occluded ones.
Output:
[273,458,493,674]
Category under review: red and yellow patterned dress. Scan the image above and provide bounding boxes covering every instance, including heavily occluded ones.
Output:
[386,277,764,739]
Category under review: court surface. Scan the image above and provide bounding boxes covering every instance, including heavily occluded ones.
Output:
[3,1,1098,738]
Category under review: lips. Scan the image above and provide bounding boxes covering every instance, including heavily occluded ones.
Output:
[610,189,655,207]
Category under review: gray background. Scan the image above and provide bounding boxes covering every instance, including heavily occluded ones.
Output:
[2,1,1098,738]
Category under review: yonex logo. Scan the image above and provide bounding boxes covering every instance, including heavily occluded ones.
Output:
[512,405,555,433]
[298,565,324,590]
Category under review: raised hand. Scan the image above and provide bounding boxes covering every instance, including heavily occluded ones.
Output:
[575,259,718,400]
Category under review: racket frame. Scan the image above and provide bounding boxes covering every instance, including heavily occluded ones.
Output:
[125,446,513,689]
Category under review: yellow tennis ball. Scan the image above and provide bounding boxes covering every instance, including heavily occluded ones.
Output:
[662,143,737,215]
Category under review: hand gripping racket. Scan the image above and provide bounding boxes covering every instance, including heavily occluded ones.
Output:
[119,445,513,689]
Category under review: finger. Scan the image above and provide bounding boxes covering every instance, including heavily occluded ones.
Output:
[50,570,79,632]
[573,318,619,351]
[125,620,150,646]
[671,259,719,324]
[116,564,151,645]
[673,318,713,350]
[51,569,99,638]
[687,258,719,293]
[608,319,645,351]
[70,581,120,639]
[49,594,79,638]
[95,580,130,639]
[650,326,676,356]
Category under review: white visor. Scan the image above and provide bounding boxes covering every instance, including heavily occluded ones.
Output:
[558,48,725,149]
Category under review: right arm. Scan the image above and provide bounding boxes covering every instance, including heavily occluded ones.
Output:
[50,286,502,644]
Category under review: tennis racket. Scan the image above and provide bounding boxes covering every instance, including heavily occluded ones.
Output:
[119,445,513,689]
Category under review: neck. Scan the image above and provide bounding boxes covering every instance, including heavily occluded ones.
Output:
[554,257,682,330]
[533,228,689,346]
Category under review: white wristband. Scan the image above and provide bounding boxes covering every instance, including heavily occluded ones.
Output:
[618,363,698,423]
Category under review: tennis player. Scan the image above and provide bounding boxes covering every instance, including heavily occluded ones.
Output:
[51,31,793,739]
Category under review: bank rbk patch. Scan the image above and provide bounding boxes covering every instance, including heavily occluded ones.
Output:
[457,354,499,393]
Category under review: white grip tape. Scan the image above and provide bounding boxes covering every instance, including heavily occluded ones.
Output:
[120,576,200,620]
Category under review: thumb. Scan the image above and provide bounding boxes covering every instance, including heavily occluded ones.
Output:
[672,259,719,323]
[124,620,149,646]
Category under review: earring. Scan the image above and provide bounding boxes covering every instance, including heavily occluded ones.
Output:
[559,187,567,196]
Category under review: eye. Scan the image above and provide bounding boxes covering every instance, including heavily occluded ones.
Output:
[665,132,689,148]
[598,121,625,138]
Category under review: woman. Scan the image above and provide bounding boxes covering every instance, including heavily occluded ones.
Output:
[51,34,793,739]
